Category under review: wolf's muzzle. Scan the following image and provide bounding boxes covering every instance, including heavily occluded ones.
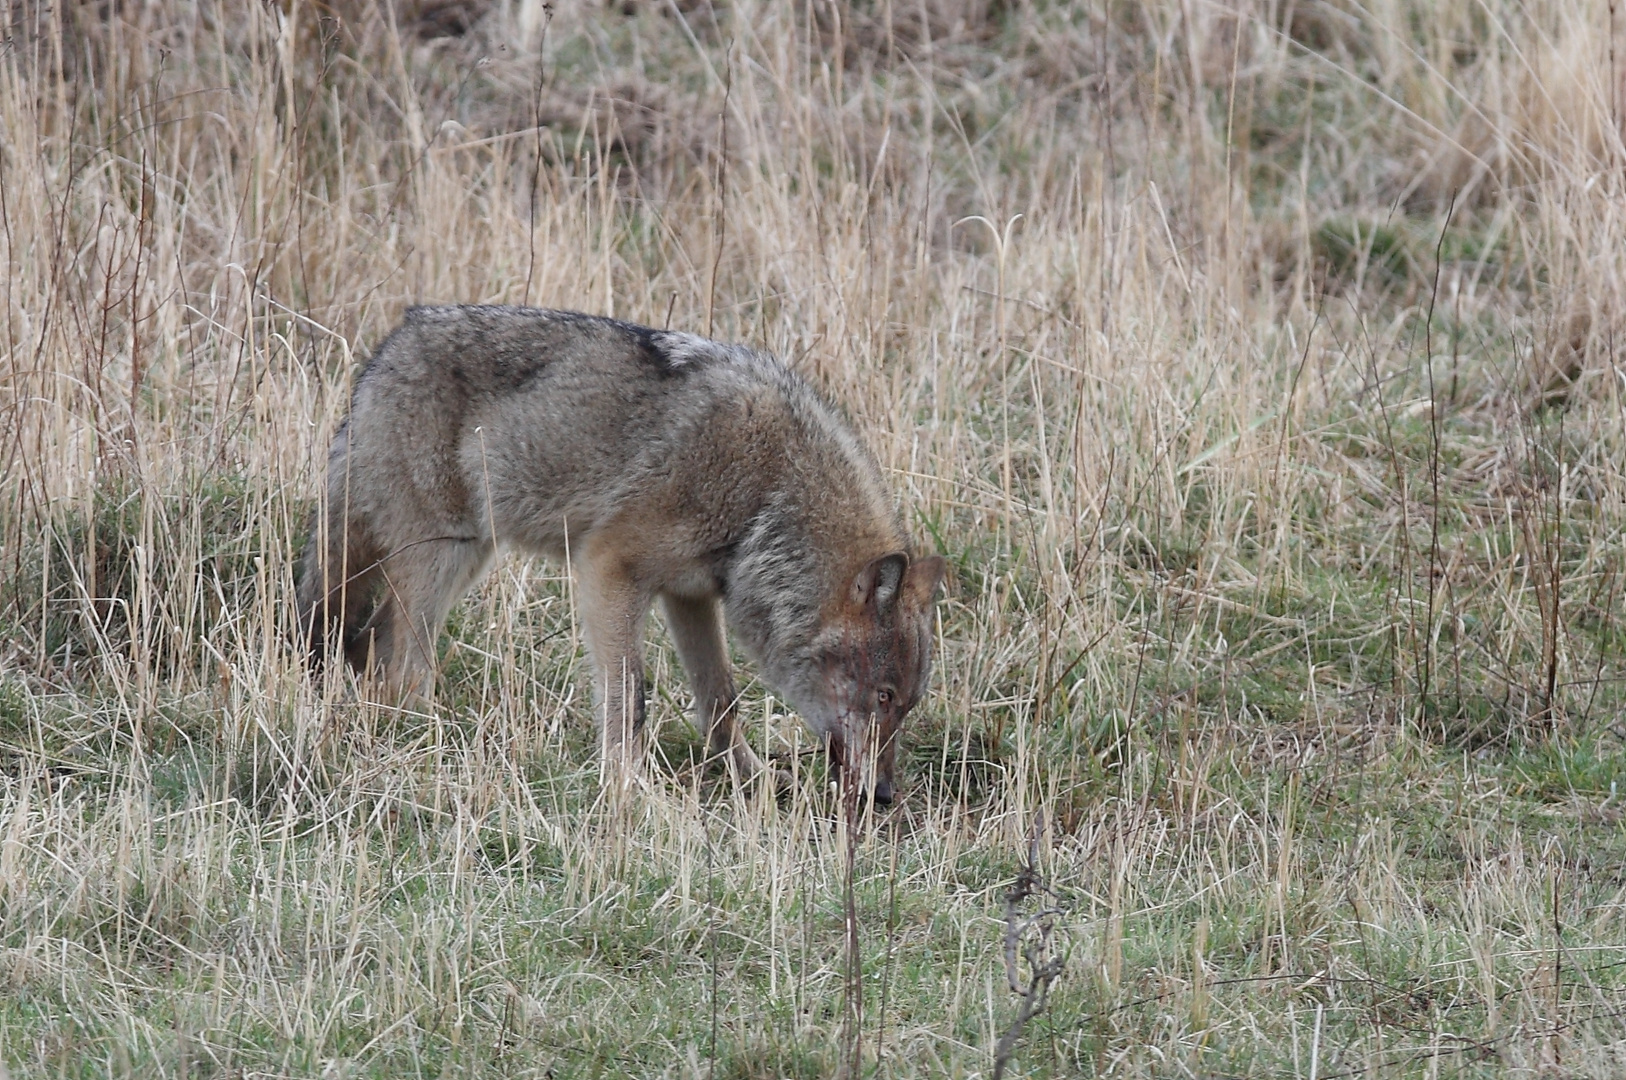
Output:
[828,731,894,806]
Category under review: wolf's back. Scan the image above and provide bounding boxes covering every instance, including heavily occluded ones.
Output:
[326,306,893,556]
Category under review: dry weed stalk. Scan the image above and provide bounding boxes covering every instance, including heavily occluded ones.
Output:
[992,811,1064,1080]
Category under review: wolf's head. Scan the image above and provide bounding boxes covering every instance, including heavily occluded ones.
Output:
[718,403,948,804]
[790,552,947,805]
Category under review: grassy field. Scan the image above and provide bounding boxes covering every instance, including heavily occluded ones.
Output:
[4,0,1626,1075]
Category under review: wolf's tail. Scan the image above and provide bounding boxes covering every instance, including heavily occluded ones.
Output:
[294,427,384,671]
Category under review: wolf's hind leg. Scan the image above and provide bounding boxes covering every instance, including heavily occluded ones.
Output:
[296,496,384,671]
[662,593,767,783]
[354,536,493,702]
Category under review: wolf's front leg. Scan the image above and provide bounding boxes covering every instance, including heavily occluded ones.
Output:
[577,544,652,781]
[662,593,768,783]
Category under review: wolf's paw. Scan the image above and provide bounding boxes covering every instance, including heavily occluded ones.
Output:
[764,765,795,801]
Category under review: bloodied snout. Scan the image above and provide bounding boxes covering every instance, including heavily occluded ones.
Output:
[826,714,902,805]
[806,553,947,806]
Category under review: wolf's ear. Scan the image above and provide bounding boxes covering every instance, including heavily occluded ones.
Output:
[901,555,947,608]
[852,552,909,612]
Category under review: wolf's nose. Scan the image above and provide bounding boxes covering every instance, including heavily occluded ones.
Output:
[872,777,894,805]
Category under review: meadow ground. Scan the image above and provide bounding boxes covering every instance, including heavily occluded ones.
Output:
[3,0,1626,1075]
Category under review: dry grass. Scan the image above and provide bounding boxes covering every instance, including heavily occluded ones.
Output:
[4,0,1626,1075]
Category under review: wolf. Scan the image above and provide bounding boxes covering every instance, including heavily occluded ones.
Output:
[295,305,945,803]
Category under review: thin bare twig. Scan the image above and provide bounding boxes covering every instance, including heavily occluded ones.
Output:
[993,810,1065,1080]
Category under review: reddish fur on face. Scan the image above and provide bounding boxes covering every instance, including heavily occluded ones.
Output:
[819,554,947,802]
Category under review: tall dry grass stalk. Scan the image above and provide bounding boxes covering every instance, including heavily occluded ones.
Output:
[3,0,1626,1074]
